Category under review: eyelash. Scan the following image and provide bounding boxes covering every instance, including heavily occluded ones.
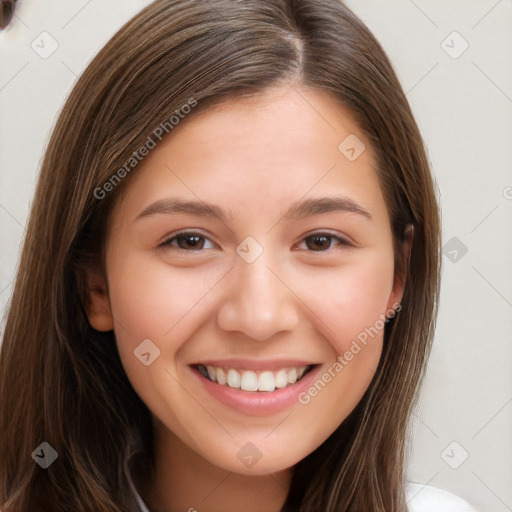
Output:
[157,230,353,253]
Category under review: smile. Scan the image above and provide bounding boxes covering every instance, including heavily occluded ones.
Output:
[194,364,313,392]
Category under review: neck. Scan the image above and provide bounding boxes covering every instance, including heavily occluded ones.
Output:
[138,424,292,512]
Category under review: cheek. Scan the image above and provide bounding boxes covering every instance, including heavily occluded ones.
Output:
[291,258,395,438]
[104,251,229,400]
[267,253,396,439]
[104,251,225,416]
[298,254,395,356]
[107,251,225,344]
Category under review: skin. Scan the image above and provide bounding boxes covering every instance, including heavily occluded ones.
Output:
[85,84,411,512]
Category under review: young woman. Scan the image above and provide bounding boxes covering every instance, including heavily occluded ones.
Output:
[0,1,478,511]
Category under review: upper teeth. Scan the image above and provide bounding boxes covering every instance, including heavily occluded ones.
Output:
[199,365,310,392]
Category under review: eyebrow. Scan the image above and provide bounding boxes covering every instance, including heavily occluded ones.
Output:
[135,196,373,223]
[282,196,373,222]
[136,198,229,222]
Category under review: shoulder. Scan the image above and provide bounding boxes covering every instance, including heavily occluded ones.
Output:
[405,482,479,512]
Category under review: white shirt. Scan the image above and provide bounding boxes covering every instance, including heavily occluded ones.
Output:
[405,482,479,511]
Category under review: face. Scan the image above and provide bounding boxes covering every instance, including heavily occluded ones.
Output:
[86,85,406,476]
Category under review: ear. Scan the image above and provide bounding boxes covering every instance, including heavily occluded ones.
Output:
[386,225,414,315]
[83,267,114,332]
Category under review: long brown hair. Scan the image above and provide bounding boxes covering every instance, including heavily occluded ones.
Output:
[0,1,441,510]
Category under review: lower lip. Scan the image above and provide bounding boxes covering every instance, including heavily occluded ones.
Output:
[190,365,321,416]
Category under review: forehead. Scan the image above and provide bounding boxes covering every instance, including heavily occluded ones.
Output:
[171,85,370,163]
[110,85,387,228]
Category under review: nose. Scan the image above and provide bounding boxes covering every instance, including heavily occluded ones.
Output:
[216,254,300,341]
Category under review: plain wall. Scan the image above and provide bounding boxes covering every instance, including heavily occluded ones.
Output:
[1,1,511,511]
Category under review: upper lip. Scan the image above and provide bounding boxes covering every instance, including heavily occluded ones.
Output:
[191,359,318,371]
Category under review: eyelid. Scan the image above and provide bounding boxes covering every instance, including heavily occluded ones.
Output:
[301,229,355,244]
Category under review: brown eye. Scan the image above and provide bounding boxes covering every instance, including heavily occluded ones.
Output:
[299,232,352,252]
[175,234,204,250]
[159,232,214,251]
[306,235,331,251]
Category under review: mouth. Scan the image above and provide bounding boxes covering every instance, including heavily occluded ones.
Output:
[189,360,322,416]
[192,363,316,393]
